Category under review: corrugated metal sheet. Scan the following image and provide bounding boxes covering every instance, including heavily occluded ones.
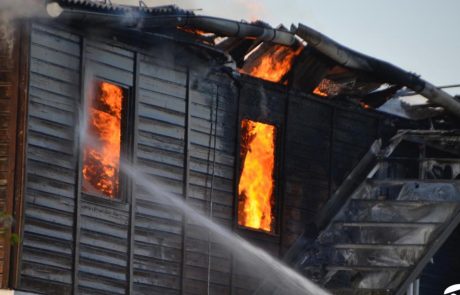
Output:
[20,23,81,294]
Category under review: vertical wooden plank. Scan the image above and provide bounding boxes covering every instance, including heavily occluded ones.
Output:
[328,107,336,197]
[180,68,191,295]
[10,21,31,289]
[277,89,290,257]
[127,51,140,295]
[0,22,17,289]
[206,86,219,295]
[229,84,242,295]
[419,143,426,179]
[0,18,21,288]
[72,37,86,295]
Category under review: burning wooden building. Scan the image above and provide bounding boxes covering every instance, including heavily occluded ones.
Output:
[1,1,460,294]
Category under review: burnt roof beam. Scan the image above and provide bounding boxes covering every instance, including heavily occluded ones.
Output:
[46,1,296,46]
[295,23,460,118]
[179,16,296,46]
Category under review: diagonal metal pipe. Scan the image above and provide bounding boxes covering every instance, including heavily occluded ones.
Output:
[295,23,460,118]
[46,1,296,46]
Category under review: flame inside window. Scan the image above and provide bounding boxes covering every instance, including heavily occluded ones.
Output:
[238,119,276,232]
[82,81,124,198]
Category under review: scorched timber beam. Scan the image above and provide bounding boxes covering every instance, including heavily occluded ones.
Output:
[295,23,460,118]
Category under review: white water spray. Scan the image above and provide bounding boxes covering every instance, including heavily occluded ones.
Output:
[121,162,330,295]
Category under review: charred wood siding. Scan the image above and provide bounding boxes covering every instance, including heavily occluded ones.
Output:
[183,73,236,294]
[330,110,379,193]
[77,41,134,294]
[282,95,333,252]
[0,18,21,288]
[133,52,237,294]
[233,79,287,295]
[133,53,186,294]
[20,24,80,294]
[281,94,379,253]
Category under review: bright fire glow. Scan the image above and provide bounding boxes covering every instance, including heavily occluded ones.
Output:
[177,26,209,36]
[238,119,276,232]
[241,45,302,83]
[313,86,328,97]
[82,81,123,198]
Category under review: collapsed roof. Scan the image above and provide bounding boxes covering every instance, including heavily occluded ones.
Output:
[44,0,460,121]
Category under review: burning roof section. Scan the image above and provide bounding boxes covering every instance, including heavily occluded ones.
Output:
[46,0,460,121]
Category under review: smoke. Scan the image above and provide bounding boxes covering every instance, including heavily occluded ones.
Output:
[0,0,45,57]
[234,0,267,22]
[0,0,48,20]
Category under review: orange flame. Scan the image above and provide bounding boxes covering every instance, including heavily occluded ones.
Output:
[238,119,276,232]
[313,86,328,97]
[177,26,209,36]
[360,102,371,109]
[82,82,123,198]
[241,45,302,83]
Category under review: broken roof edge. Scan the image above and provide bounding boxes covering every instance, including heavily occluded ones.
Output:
[45,0,460,118]
[295,23,460,118]
[46,0,297,46]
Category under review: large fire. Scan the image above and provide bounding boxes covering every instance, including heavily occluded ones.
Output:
[82,81,123,198]
[238,119,276,232]
[241,45,302,83]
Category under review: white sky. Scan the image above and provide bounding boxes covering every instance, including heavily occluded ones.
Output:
[113,0,460,94]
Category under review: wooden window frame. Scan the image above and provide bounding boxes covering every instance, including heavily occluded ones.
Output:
[235,118,281,237]
[80,78,134,203]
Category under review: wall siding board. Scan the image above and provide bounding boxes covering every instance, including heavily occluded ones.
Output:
[133,53,186,294]
[182,75,237,295]
[19,24,80,293]
[76,39,135,294]
[29,89,75,112]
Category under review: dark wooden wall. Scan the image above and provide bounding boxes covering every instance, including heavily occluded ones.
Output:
[13,21,395,295]
[19,23,81,293]
[281,94,380,253]
[233,82,383,293]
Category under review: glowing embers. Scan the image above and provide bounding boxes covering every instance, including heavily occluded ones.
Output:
[82,81,124,198]
[312,79,339,97]
[238,119,276,233]
[241,45,302,83]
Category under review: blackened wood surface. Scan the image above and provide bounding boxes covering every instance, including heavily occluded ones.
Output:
[281,93,379,254]
[232,79,287,295]
[282,95,333,253]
